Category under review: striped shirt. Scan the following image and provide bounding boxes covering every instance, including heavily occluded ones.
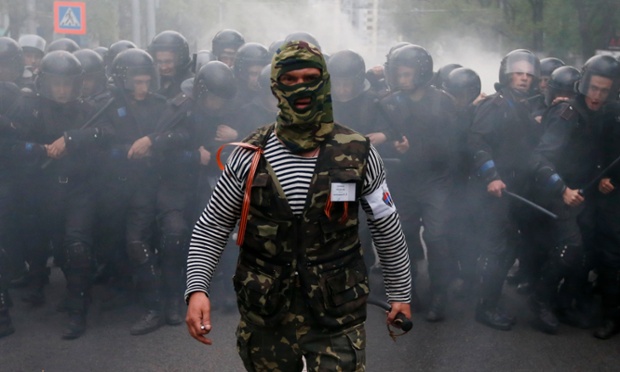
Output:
[186,132,412,304]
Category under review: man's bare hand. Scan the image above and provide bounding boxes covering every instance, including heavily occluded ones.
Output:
[47,136,67,159]
[563,187,584,207]
[599,177,615,195]
[127,136,152,159]
[387,302,411,326]
[366,132,386,145]
[394,136,409,154]
[487,179,506,198]
[198,146,211,166]
[215,124,238,142]
[186,292,213,346]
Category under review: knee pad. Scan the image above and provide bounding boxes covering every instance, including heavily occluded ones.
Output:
[64,242,92,270]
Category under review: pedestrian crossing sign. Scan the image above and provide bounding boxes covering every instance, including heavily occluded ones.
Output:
[54,2,86,35]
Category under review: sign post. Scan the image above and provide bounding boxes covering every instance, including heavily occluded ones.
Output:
[53,1,87,35]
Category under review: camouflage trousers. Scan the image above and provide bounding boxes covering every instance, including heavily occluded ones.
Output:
[236,285,366,372]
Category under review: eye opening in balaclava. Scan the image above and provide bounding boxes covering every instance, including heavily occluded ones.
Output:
[270,40,334,154]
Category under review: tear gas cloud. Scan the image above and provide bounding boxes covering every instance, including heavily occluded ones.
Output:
[194,1,502,94]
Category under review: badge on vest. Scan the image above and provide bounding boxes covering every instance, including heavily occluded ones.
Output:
[330,182,356,202]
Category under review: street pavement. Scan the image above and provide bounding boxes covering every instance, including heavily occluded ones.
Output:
[2,264,619,372]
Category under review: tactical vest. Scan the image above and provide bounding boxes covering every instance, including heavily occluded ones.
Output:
[233,123,371,329]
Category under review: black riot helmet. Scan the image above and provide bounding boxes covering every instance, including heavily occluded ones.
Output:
[385,44,433,91]
[193,50,215,73]
[540,57,565,77]
[106,40,137,72]
[36,51,83,103]
[544,66,580,106]
[111,49,159,93]
[442,67,481,108]
[576,54,620,106]
[193,61,236,101]
[211,29,245,66]
[233,42,270,81]
[433,63,462,89]
[0,37,24,82]
[18,34,46,57]
[93,46,108,60]
[73,49,107,97]
[284,32,321,51]
[268,40,284,57]
[148,30,192,73]
[328,50,369,102]
[498,49,540,88]
[47,38,80,53]
[386,42,411,60]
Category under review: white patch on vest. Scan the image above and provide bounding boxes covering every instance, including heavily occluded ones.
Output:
[330,182,356,202]
[364,180,396,220]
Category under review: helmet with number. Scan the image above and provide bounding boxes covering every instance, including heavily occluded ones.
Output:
[284,32,321,51]
[268,40,284,57]
[73,49,107,96]
[442,67,481,108]
[385,44,433,91]
[544,66,580,106]
[111,49,159,93]
[193,61,236,100]
[211,29,245,64]
[498,49,540,88]
[194,50,215,73]
[147,30,192,73]
[233,42,270,83]
[0,37,24,82]
[433,63,462,89]
[576,54,620,105]
[36,51,83,103]
[18,34,46,57]
[47,38,80,53]
[328,50,369,101]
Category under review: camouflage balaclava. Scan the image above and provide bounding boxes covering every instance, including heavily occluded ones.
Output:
[271,40,334,153]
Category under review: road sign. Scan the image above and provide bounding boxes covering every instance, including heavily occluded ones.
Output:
[54,2,86,35]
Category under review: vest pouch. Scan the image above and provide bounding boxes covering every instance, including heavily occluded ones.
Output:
[249,172,271,207]
[243,215,283,257]
[233,256,291,327]
[308,255,369,328]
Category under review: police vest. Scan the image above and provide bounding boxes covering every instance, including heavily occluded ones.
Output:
[234,123,371,329]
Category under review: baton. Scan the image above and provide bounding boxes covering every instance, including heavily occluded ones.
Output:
[41,97,115,169]
[504,190,558,220]
[367,297,413,332]
[578,153,620,195]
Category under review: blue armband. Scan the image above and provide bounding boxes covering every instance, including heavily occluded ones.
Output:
[478,160,495,176]
[546,173,562,189]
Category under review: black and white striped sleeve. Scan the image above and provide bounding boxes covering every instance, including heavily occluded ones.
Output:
[360,145,412,304]
[184,146,253,301]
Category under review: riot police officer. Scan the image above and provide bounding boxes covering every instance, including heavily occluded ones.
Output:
[148,30,193,99]
[21,51,102,339]
[211,29,245,68]
[529,58,616,334]
[468,49,541,330]
[96,49,168,335]
[380,44,457,321]
[232,42,270,107]
[233,63,277,138]
[73,49,111,107]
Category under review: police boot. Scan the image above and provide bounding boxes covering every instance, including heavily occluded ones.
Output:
[475,301,513,331]
[0,290,15,339]
[131,309,164,336]
[425,293,446,322]
[594,319,620,340]
[165,297,184,326]
[529,296,559,334]
[21,270,46,306]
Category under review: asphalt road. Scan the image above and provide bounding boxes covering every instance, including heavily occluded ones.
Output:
[2,263,619,372]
